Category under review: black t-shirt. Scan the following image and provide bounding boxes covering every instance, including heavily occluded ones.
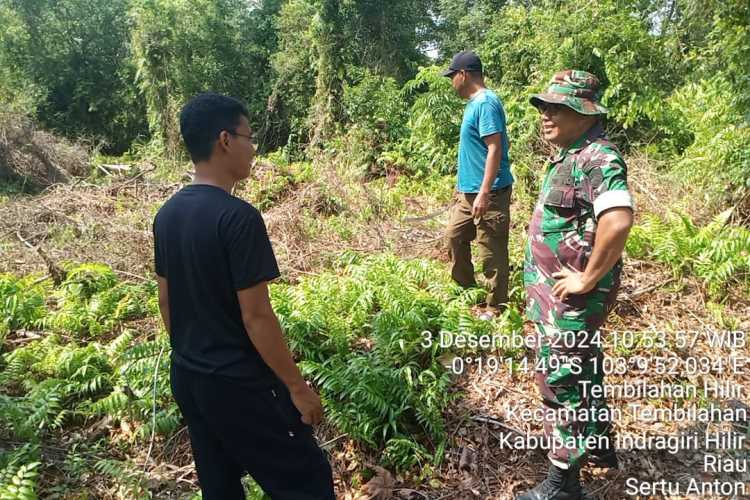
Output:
[153,184,280,381]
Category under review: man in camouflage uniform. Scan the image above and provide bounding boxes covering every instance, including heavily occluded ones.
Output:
[517,71,634,500]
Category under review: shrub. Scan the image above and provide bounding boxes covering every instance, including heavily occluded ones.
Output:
[479,1,679,140]
[343,68,409,143]
[666,77,750,204]
[387,66,463,178]
[0,0,147,153]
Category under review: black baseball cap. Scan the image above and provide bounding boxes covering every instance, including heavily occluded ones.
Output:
[441,50,483,77]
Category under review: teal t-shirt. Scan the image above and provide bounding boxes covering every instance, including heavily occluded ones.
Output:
[457,89,513,193]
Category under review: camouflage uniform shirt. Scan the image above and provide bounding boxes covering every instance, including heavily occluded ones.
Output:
[524,123,634,332]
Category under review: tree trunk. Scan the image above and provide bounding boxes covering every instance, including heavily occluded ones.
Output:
[309,0,345,148]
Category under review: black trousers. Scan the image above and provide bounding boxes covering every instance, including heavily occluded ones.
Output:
[170,363,335,499]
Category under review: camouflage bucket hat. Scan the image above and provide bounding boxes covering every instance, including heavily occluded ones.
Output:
[530,70,608,115]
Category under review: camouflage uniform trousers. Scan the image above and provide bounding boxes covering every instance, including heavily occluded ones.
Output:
[533,322,614,468]
[445,186,512,306]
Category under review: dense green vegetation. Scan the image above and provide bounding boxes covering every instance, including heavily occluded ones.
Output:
[0,0,748,496]
[1,0,747,201]
[0,256,521,495]
[2,1,748,182]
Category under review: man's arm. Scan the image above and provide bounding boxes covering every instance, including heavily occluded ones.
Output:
[472,133,503,217]
[551,207,633,300]
[237,281,323,425]
[156,275,171,335]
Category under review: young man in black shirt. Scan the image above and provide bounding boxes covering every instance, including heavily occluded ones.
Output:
[153,93,335,499]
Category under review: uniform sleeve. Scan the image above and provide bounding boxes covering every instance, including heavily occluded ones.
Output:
[588,154,634,219]
[477,99,506,139]
[224,206,281,290]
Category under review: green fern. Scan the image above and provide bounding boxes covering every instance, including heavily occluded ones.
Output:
[0,274,50,348]
[93,459,149,499]
[43,263,156,338]
[382,438,432,471]
[0,335,117,437]
[0,444,40,499]
[0,461,40,499]
[626,210,750,298]
[0,253,524,475]
[273,253,520,471]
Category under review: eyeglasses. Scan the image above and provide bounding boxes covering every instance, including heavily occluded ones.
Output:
[536,102,566,116]
[228,130,257,147]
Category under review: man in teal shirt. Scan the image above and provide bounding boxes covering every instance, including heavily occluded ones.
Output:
[443,50,513,316]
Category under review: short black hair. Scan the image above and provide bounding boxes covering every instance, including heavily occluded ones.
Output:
[179,93,249,163]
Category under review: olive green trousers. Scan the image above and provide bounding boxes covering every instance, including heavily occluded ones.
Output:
[445,186,512,306]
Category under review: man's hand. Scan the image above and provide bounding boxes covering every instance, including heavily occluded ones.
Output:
[551,268,595,300]
[156,275,171,335]
[289,383,323,425]
[472,191,490,218]
[238,282,325,426]
[550,207,633,301]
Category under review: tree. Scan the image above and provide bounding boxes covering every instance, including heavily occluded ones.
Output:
[130,0,281,155]
[261,0,318,153]
[0,0,147,153]
[344,0,435,82]
[431,0,507,58]
[309,0,346,148]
